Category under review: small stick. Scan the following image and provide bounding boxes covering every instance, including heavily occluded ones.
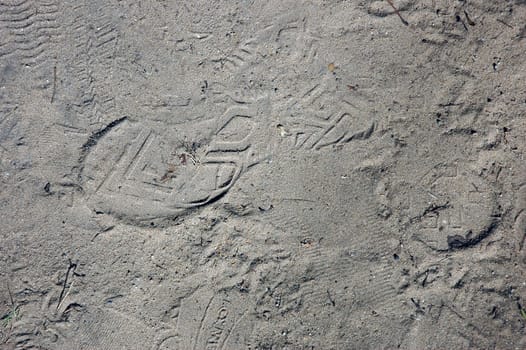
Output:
[4,282,17,333]
[326,289,336,307]
[496,18,513,29]
[7,282,14,311]
[57,261,76,310]
[56,280,74,311]
[386,0,409,26]
[51,65,57,103]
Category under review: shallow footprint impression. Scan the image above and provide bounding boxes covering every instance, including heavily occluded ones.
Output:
[1,1,526,349]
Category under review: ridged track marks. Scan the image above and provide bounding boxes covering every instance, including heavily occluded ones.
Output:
[92,21,118,60]
[298,203,397,310]
[257,205,313,237]
[0,0,60,67]
[258,174,398,313]
[60,308,156,350]
[0,101,17,124]
[66,4,118,128]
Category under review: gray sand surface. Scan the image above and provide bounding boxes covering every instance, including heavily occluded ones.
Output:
[1,0,526,349]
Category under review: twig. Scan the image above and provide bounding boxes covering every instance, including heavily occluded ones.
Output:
[91,225,114,242]
[326,289,336,307]
[386,0,409,26]
[3,282,18,334]
[51,66,57,103]
[496,18,513,29]
[57,261,76,310]
[6,283,14,308]
[56,280,74,311]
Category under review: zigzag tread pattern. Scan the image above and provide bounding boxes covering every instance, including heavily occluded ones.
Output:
[65,3,118,129]
[0,0,60,67]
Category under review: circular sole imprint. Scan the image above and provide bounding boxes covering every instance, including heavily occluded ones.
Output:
[410,163,498,250]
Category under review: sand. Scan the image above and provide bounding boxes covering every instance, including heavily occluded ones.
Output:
[1,0,526,349]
